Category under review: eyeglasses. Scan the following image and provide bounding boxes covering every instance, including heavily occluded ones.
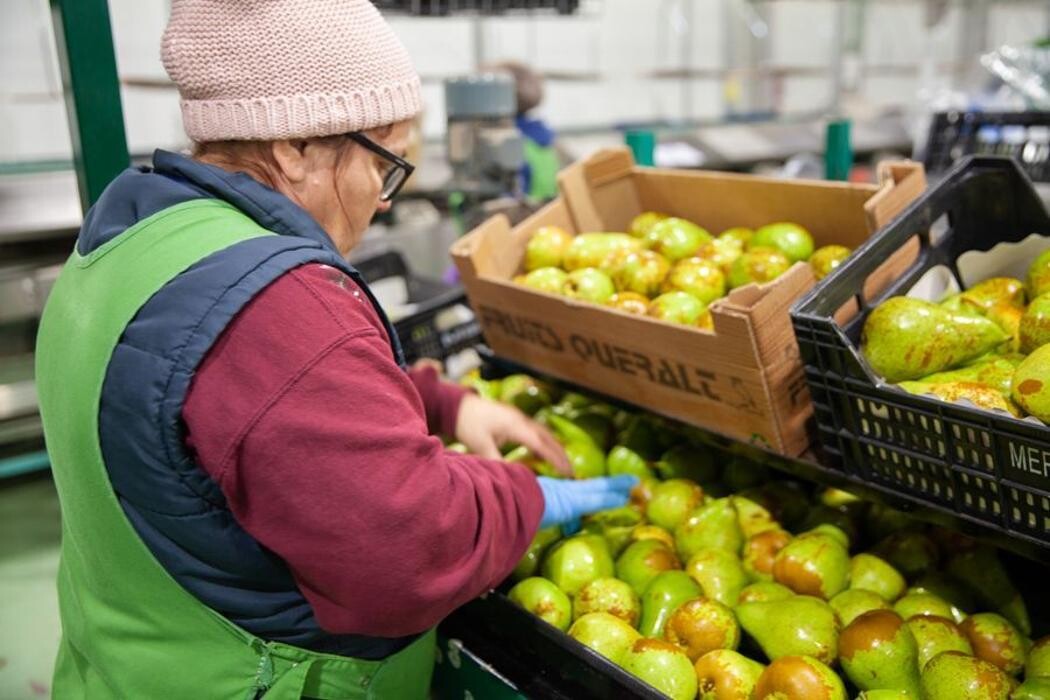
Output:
[346,132,415,201]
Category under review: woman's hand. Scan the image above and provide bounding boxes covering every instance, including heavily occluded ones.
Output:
[454,393,572,477]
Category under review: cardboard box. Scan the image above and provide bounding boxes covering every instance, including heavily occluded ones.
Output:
[451,149,926,455]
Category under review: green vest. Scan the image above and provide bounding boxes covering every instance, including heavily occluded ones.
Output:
[36,199,435,699]
[524,139,560,201]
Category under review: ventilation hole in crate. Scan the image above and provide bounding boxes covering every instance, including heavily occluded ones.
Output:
[930,213,951,244]
[981,431,991,449]
[1029,492,1037,507]
[1042,496,1049,510]
[984,453,994,471]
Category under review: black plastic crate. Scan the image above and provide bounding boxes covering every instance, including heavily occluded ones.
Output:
[790,156,1050,548]
[353,251,481,365]
[923,111,1050,182]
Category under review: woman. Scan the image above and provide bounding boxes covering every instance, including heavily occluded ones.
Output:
[35,1,635,697]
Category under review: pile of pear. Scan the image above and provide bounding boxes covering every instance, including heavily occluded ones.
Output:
[458,371,1045,700]
[514,211,852,330]
[862,249,1050,422]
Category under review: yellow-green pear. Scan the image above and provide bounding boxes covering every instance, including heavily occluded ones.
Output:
[862,297,1008,382]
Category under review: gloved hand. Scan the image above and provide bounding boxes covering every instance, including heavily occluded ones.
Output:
[537,475,638,531]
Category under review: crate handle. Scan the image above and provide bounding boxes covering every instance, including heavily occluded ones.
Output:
[794,156,1049,324]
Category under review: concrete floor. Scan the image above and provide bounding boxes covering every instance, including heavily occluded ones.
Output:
[0,475,62,699]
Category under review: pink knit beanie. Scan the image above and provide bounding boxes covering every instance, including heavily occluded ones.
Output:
[161,0,423,142]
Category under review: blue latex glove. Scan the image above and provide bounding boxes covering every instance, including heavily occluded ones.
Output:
[537,475,638,531]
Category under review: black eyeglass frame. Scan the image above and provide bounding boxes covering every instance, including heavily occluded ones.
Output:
[345,132,415,201]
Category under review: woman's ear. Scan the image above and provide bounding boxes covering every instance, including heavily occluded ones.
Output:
[271,140,310,184]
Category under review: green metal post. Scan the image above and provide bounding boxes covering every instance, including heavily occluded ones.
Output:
[50,0,130,212]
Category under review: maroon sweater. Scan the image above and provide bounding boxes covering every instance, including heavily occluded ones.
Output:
[182,263,544,638]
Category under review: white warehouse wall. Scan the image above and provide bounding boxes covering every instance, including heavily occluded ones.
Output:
[0,0,1048,164]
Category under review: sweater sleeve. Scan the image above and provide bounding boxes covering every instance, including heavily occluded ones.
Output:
[407,364,468,437]
[183,264,543,637]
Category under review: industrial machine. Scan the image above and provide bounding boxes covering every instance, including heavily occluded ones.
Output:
[444,73,525,201]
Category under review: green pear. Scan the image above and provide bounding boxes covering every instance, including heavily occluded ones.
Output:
[906,615,974,670]
[499,374,554,415]
[638,571,702,638]
[863,502,914,541]
[1011,677,1050,700]
[693,649,765,700]
[899,379,1021,416]
[753,655,846,700]
[728,247,793,288]
[810,244,852,280]
[920,651,1013,700]
[750,481,810,528]
[752,221,815,263]
[873,532,940,580]
[738,581,795,605]
[1026,636,1050,677]
[1012,344,1050,421]
[772,532,850,599]
[508,577,572,630]
[1026,248,1050,300]
[736,595,840,664]
[511,526,562,581]
[629,211,668,238]
[606,291,650,315]
[911,572,977,615]
[894,592,963,623]
[808,523,853,549]
[820,486,862,508]
[610,249,672,297]
[648,291,708,326]
[684,548,748,606]
[620,638,698,700]
[830,589,890,627]
[521,266,570,295]
[662,257,726,304]
[628,524,675,550]
[663,597,740,661]
[721,458,772,492]
[546,414,607,478]
[646,478,704,531]
[568,410,615,451]
[654,445,719,483]
[696,237,745,274]
[541,534,615,597]
[606,445,656,480]
[961,613,1028,676]
[839,610,922,696]
[743,528,792,582]
[914,354,1023,399]
[946,547,1030,635]
[850,553,907,601]
[445,441,469,454]
[732,496,778,538]
[798,513,856,549]
[1020,293,1050,353]
[581,506,642,557]
[855,691,918,700]
[862,297,1008,382]
[719,226,754,247]
[987,301,1024,351]
[568,612,641,666]
[563,267,616,304]
[525,225,574,271]
[960,277,1026,312]
[573,576,641,627]
[675,498,744,559]
[616,539,681,596]
[647,217,713,262]
[563,232,642,271]
[617,414,664,459]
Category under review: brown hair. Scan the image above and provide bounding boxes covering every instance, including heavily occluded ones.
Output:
[485,61,544,115]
